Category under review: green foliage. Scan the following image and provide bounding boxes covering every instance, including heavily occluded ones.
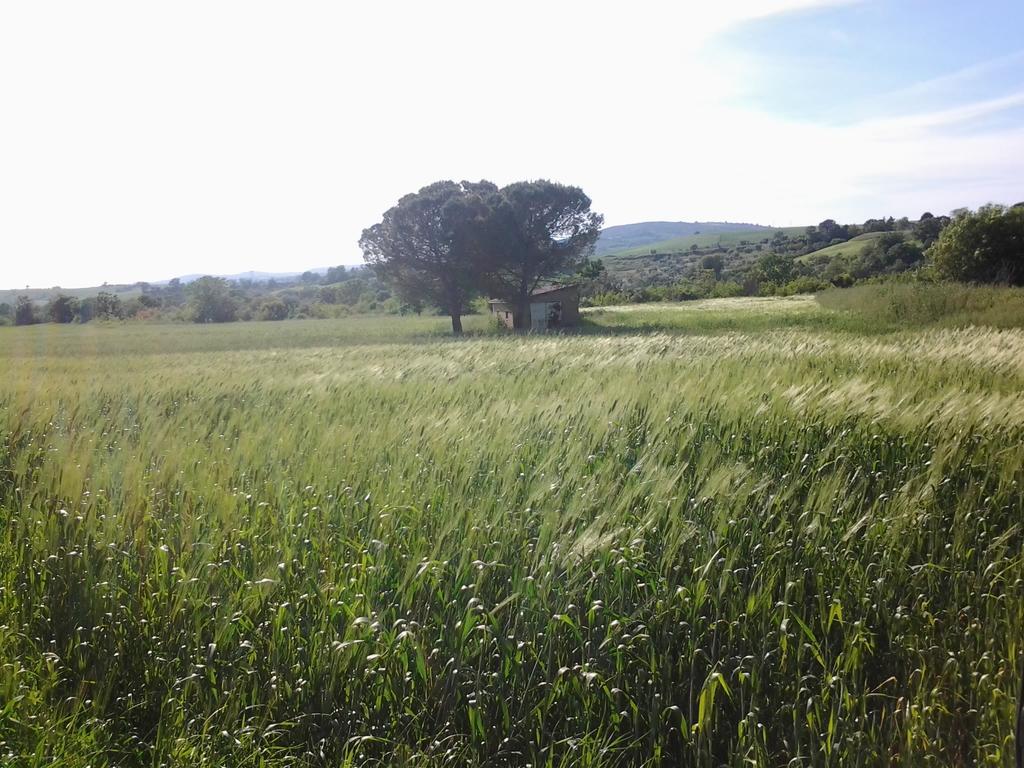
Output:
[360,180,497,334]
[255,297,289,321]
[14,295,36,326]
[89,291,125,321]
[479,180,603,329]
[912,211,949,247]
[929,204,1024,284]
[699,253,724,279]
[97,291,125,320]
[576,258,606,279]
[755,251,797,284]
[187,277,238,323]
[848,232,923,278]
[0,300,1022,765]
[46,294,78,324]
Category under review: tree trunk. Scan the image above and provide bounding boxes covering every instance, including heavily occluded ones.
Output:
[513,294,530,332]
[450,313,463,335]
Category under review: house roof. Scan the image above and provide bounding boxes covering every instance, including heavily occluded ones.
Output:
[487,284,579,304]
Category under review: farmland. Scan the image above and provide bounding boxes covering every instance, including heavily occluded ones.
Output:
[1,293,1023,766]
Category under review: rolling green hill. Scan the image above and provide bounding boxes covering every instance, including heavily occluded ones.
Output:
[797,231,891,264]
[0,284,141,307]
[600,226,809,287]
[604,226,806,259]
[595,221,775,255]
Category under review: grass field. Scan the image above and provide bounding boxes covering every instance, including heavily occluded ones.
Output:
[797,232,895,265]
[1,294,1022,766]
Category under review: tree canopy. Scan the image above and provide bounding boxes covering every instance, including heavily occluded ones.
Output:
[360,180,496,334]
[46,294,78,323]
[929,204,1024,285]
[476,180,603,329]
[187,277,238,323]
[362,179,602,333]
[14,296,35,326]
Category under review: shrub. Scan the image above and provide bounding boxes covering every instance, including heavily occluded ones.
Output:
[47,294,78,323]
[929,204,1024,284]
[14,296,36,325]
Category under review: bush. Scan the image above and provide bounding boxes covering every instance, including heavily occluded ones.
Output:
[15,296,36,326]
[256,298,289,321]
[187,277,238,323]
[929,204,1024,284]
[47,294,78,323]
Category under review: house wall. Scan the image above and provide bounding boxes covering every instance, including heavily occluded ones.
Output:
[489,302,516,329]
[489,287,580,330]
[531,288,580,327]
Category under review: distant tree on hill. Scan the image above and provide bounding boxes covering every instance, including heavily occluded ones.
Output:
[846,232,923,278]
[913,212,948,248]
[476,180,603,330]
[756,251,797,284]
[47,294,78,323]
[323,265,349,284]
[700,253,725,279]
[360,180,496,335]
[577,258,606,279]
[256,297,289,321]
[78,290,125,321]
[862,217,896,233]
[817,219,847,242]
[929,204,1024,285]
[94,291,124,320]
[14,296,35,326]
[187,277,238,323]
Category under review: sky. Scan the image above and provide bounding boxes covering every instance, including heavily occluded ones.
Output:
[1,1,1022,289]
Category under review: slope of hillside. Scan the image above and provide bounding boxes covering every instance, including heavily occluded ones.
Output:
[0,284,141,306]
[600,226,808,286]
[797,231,890,264]
[596,221,773,255]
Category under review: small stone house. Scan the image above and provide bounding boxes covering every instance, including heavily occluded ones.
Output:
[488,285,581,331]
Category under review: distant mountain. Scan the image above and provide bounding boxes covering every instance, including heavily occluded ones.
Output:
[596,221,773,256]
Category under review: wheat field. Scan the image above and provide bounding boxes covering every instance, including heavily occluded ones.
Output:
[1,297,1022,766]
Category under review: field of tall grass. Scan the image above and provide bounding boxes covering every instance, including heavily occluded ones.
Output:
[1,296,1022,766]
[817,282,1024,329]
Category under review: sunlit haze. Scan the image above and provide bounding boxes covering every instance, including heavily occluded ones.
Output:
[2,0,1022,288]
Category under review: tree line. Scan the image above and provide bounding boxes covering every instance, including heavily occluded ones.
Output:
[590,204,1023,304]
[1,268,400,327]
[4,201,1020,329]
[360,179,603,333]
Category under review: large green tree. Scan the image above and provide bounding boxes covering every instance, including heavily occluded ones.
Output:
[94,291,125,320]
[46,294,78,323]
[929,204,1024,285]
[477,180,603,330]
[913,212,948,248]
[187,277,238,323]
[14,296,35,326]
[360,180,496,335]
